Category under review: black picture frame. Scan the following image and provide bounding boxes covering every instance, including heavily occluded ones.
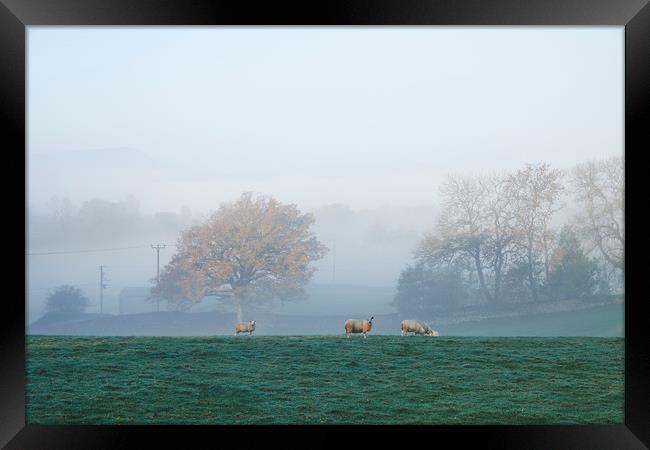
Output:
[3,0,648,448]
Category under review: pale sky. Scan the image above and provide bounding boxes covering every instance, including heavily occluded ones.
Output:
[27,26,623,213]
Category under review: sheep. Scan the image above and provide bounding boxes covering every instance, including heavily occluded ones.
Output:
[344,317,374,338]
[234,320,256,336]
[400,320,439,336]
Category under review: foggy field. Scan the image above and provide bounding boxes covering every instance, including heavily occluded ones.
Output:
[27,336,623,424]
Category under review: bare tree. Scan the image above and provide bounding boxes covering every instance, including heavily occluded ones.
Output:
[434,175,494,302]
[411,161,617,305]
[571,155,624,272]
[507,163,564,302]
[479,174,519,304]
[418,174,517,304]
[540,227,559,282]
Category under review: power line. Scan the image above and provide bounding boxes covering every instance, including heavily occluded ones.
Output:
[27,282,97,293]
[26,245,152,256]
[332,239,336,284]
[26,244,177,256]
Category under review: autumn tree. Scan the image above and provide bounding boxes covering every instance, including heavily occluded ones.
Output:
[571,155,624,273]
[149,251,208,312]
[152,192,327,320]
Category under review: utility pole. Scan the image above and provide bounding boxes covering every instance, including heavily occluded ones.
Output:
[99,265,109,314]
[151,244,166,312]
[332,239,336,284]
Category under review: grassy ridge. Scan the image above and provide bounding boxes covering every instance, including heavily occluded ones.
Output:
[26,336,623,424]
[440,303,624,337]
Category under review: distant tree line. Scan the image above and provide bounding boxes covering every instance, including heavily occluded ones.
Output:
[393,156,623,316]
[29,195,194,247]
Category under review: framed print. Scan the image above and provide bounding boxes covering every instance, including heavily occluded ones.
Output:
[2,0,649,448]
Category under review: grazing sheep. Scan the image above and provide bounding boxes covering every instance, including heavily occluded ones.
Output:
[400,320,438,336]
[344,317,374,338]
[234,320,256,335]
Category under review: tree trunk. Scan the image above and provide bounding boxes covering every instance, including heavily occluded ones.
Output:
[494,264,501,304]
[234,291,244,323]
[527,248,539,302]
[474,254,494,304]
[543,237,550,282]
[493,244,505,304]
[236,303,243,324]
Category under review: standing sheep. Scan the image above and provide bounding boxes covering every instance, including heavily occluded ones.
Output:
[344,317,374,338]
[235,320,256,335]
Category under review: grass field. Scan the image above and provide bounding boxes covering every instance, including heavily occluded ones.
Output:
[26,336,623,425]
[440,303,624,337]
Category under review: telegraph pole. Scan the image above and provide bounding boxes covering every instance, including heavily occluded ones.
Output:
[98,266,110,314]
[99,265,105,314]
[151,244,166,312]
[332,239,336,284]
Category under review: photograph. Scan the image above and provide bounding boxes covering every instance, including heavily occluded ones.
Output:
[23,26,626,426]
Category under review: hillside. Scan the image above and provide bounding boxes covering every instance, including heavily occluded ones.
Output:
[28,299,623,337]
[439,302,623,337]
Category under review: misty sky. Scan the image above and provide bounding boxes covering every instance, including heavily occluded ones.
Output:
[28,27,623,213]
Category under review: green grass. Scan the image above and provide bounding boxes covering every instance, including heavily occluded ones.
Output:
[440,303,624,337]
[26,335,623,424]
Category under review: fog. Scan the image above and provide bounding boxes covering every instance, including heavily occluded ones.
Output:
[27,199,436,321]
[28,27,622,212]
[26,27,623,333]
